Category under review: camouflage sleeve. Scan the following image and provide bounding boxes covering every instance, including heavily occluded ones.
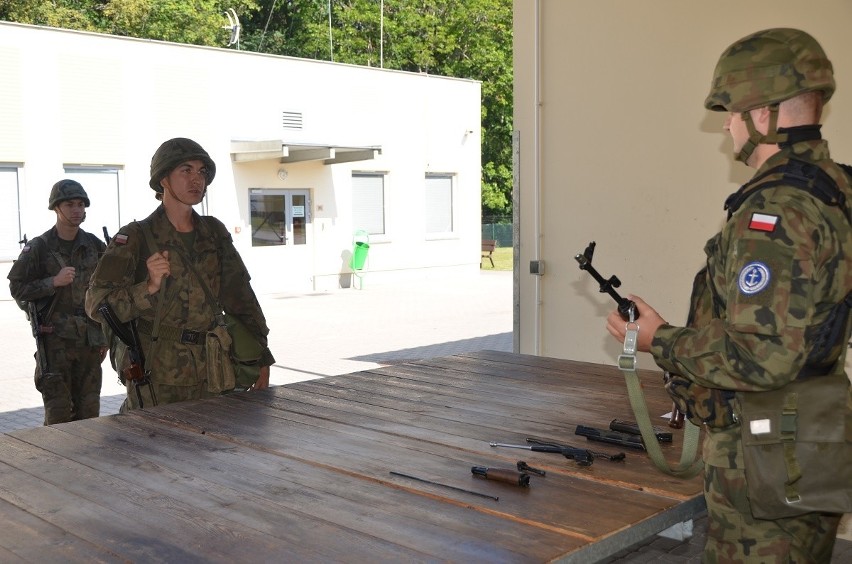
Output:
[84,223,157,324]
[7,238,57,302]
[210,217,276,366]
[651,188,837,392]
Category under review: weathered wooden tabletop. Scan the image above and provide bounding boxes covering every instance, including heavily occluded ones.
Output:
[0,351,704,563]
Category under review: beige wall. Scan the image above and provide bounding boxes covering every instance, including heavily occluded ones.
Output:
[514,1,852,367]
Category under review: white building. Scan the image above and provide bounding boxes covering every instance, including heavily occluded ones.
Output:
[0,22,482,297]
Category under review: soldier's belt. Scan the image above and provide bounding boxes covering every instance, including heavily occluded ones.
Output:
[52,305,87,316]
[136,318,204,345]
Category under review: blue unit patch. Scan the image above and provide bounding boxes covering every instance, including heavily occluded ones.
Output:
[738,261,771,295]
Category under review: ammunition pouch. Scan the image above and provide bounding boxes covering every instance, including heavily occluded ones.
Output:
[205,324,236,394]
[664,372,737,429]
[738,374,852,519]
[225,313,264,390]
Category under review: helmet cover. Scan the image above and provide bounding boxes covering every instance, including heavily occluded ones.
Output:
[149,137,216,193]
[704,28,834,112]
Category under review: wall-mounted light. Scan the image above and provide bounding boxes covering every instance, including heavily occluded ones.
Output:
[277,168,288,181]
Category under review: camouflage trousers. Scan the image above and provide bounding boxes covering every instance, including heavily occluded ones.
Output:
[119,379,215,412]
[703,464,841,563]
[35,336,103,425]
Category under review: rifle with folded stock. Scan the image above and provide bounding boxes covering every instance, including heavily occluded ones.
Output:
[97,302,157,407]
[574,241,685,429]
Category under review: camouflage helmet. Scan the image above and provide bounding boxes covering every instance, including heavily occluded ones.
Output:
[149,137,216,193]
[48,179,90,210]
[704,28,835,113]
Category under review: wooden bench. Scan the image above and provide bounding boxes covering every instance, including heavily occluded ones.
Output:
[481,239,496,268]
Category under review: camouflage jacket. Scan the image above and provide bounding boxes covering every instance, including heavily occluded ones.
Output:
[8,226,107,346]
[85,205,275,387]
[650,137,852,467]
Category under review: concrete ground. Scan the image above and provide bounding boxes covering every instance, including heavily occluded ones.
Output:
[1,269,849,562]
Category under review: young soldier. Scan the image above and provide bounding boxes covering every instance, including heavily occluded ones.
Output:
[606,29,851,560]
[9,179,108,424]
[85,137,274,410]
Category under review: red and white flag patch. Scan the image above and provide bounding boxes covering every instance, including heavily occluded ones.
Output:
[748,212,779,232]
[114,233,128,245]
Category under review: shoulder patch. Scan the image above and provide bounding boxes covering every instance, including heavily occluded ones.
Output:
[748,212,779,232]
[738,261,771,295]
[113,233,128,245]
[21,245,31,253]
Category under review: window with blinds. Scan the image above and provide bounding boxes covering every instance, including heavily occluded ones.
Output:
[352,173,385,235]
[425,174,453,234]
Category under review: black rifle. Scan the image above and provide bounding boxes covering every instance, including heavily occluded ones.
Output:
[102,226,111,245]
[97,302,156,408]
[575,241,637,320]
[27,299,61,391]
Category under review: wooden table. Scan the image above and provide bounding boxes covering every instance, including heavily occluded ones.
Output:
[0,351,705,563]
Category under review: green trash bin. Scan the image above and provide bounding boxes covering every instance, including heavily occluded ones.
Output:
[351,241,370,270]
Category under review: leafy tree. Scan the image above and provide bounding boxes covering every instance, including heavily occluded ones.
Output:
[0,0,513,217]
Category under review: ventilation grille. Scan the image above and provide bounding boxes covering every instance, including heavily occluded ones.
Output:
[282,111,303,130]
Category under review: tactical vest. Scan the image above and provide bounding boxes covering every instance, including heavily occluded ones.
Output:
[722,157,852,377]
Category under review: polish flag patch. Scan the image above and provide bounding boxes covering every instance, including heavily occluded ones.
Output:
[114,233,128,245]
[748,213,779,232]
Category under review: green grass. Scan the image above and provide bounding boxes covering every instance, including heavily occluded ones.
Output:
[482,246,513,271]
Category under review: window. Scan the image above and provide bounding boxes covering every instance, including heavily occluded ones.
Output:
[0,166,22,260]
[249,189,310,247]
[352,173,385,235]
[425,174,453,234]
[64,167,121,241]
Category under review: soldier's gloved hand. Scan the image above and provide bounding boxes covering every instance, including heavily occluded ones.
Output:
[53,266,76,287]
[606,294,666,353]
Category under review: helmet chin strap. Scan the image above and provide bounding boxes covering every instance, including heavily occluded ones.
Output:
[736,104,787,163]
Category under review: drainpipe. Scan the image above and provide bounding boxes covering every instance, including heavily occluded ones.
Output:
[533,0,543,356]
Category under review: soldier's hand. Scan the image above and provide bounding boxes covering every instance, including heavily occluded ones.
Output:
[53,266,76,287]
[146,250,171,294]
[250,366,271,391]
[606,294,666,353]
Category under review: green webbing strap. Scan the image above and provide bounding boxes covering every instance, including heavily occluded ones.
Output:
[617,319,703,479]
[780,391,802,504]
[137,222,169,343]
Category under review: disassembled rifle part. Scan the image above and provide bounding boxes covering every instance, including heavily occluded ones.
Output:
[471,466,530,487]
[489,441,595,467]
[517,460,546,476]
[389,471,499,501]
[574,241,638,321]
[610,419,673,442]
[575,425,647,451]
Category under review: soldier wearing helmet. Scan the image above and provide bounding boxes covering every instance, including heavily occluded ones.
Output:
[604,29,851,560]
[8,179,108,425]
[86,138,274,411]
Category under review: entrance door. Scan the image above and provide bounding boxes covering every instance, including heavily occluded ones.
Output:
[249,189,310,247]
[248,188,312,290]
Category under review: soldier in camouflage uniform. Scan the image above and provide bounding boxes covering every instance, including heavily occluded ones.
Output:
[605,29,851,562]
[85,137,275,410]
[8,180,108,425]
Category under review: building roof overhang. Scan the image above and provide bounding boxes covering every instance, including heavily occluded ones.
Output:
[230,140,381,165]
